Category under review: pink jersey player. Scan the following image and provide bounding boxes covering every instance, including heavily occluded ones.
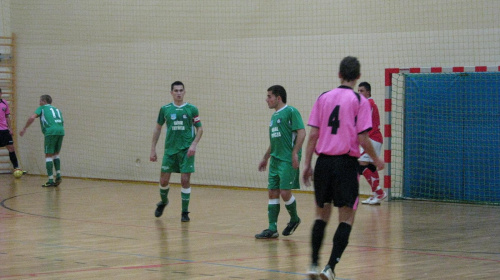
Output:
[307,86,373,158]
[0,99,11,130]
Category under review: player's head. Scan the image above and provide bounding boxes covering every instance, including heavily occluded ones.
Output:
[358,81,371,98]
[338,56,361,82]
[171,81,184,91]
[267,85,287,104]
[170,81,185,103]
[266,85,287,110]
[40,95,52,105]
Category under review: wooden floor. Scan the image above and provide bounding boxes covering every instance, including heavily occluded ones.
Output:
[0,175,499,280]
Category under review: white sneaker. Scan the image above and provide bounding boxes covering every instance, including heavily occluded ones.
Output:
[361,196,374,204]
[319,265,335,280]
[307,264,320,279]
[369,191,387,205]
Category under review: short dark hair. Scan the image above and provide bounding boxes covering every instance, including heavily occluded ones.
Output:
[339,56,360,82]
[40,95,52,104]
[171,81,184,91]
[358,81,371,92]
[267,85,287,103]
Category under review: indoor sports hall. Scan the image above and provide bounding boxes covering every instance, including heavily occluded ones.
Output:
[1,1,499,279]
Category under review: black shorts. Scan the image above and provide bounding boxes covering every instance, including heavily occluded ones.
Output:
[0,130,13,147]
[313,154,359,208]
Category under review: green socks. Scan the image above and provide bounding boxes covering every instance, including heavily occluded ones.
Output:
[268,199,280,232]
[181,187,191,212]
[53,156,61,178]
[160,185,170,204]
[45,158,54,182]
[159,186,192,212]
[285,196,299,223]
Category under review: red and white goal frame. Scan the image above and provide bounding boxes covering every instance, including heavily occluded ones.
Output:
[383,66,500,199]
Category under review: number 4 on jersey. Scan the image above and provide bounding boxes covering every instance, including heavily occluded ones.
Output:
[328,105,340,134]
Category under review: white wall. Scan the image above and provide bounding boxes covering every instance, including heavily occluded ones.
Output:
[4,1,500,193]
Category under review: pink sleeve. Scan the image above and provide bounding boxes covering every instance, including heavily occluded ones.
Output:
[307,98,321,127]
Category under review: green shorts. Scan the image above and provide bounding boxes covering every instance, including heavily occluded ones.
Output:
[44,135,64,154]
[268,157,300,190]
[161,149,195,174]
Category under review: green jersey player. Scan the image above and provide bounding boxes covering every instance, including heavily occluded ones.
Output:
[255,85,306,239]
[150,81,203,222]
[20,95,65,187]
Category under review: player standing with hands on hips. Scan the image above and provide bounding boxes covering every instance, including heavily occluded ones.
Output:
[255,85,306,239]
[302,57,384,280]
[150,81,203,222]
[19,95,64,187]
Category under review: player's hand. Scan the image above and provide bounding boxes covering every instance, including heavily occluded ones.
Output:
[150,151,157,162]
[19,129,26,137]
[187,147,196,157]
[258,159,267,172]
[302,166,313,187]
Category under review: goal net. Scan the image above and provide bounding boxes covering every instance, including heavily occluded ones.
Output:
[385,67,500,205]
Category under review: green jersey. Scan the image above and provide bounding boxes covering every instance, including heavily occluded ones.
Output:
[157,102,201,155]
[269,105,304,162]
[35,104,65,136]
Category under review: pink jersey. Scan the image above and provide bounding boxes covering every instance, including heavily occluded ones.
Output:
[0,100,10,130]
[308,86,372,157]
[367,98,383,143]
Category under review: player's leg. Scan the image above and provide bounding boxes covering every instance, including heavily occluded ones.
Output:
[155,153,176,217]
[179,151,195,222]
[43,153,55,187]
[365,166,386,204]
[364,140,385,204]
[0,130,23,171]
[155,172,171,217]
[280,162,301,236]
[53,154,62,185]
[359,160,376,204]
[308,155,334,278]
[6,144,19,169]
[319,206,355,280]
[309,204,332,279]
[159,172,172,202]
[256,157,280,239]
[359,140,385,204]
[322,156,359,279]
[359,146,376,203]
[42,136,56,187]
[255,188,280,239]
[180,173,191,222]
[53,135,63,186]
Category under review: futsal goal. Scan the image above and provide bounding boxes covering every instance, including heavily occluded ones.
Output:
[384,66,500,205]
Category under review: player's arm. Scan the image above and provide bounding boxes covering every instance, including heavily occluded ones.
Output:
[292,128,306,169]
[358,131,384,171]
[187,126,203,157]
[258,145,271,171]
[150,123,162,162]
[302,126,319,186]
[19,113,39,137]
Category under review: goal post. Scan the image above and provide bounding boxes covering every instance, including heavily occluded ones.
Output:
[385,66,500,205]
